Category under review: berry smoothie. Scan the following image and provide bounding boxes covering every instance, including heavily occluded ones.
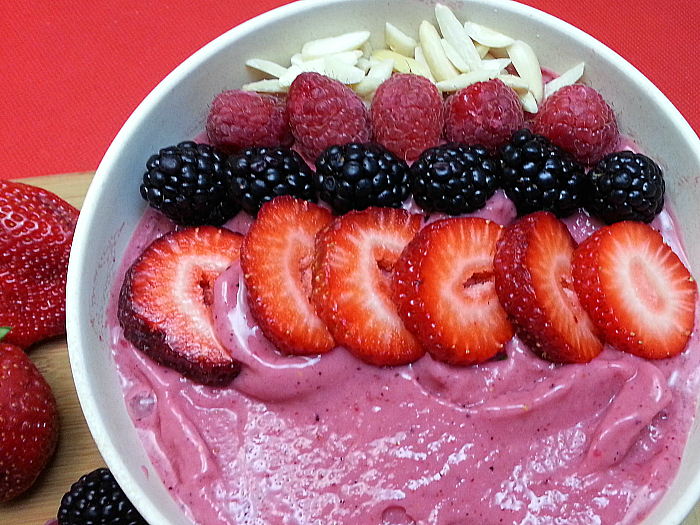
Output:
[107,193,700,525]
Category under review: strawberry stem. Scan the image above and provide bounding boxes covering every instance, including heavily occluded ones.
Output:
[0,326,11,340]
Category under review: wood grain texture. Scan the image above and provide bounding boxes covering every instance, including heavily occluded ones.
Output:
[0,172,699,525]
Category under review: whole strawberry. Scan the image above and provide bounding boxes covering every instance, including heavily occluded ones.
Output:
[370,73,443,162]
[287,72,371,162]
[206,90,292,152]
[532,84,619,165]
[0,181,79,349]
[0,338,59,502]
[443,78,524,153]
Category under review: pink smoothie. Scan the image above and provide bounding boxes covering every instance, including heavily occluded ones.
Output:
[107,177,700,524]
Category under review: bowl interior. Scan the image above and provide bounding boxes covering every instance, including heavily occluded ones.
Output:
[66,0,700,523]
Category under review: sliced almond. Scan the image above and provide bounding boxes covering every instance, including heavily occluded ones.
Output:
[480,57,511,72]
[368,58,395,80]
[356,56,372,73]
[519,90,539,113]
[413,46,436,82]
[544,61,585,99]
[488,47,510,59]
[301,31,371,59]
[354,58,394,96]
[245,58,289,79]
[367,56,382,68]
[497,73,530,94]
[413,44,435,83]
[278,64,303,87]
[281,54,367,85]
[353,75,383,98]
[290,56,326,74]
[333,50,364,64]
[360,40,373,59]
[508,40,544,103]
[475,41,490,58]
[292,50,361,67]
[290,53,304,67]
[464,21,515,48]
[372,48,433,79]
[436,69,498,92]
[323,55,367,84]
[434,3,482,71]
[242,78,288,93]
[419,19,459,81]
[385,22,418,57]
[441,38,471,73]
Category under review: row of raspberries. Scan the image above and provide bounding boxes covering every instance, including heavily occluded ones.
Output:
[206,71,619,166]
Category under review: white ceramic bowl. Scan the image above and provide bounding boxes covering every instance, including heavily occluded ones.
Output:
[66,0,700,523]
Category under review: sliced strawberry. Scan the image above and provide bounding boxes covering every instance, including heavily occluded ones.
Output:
[311,207,423,366]
[0,180,79,349]
[240,196,334,355]
[393,217,513,366]
[118,226,243,386]
[572,221,697,359]
[493,211,603,363]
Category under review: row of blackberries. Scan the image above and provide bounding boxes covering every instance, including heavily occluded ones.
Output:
[140,129,664,226]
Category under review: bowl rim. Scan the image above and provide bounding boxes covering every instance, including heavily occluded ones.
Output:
[66,0,700,523]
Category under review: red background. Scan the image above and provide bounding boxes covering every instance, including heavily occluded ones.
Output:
[2,0,698,180]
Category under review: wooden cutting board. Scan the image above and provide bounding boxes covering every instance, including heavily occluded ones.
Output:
[1,171,699,525]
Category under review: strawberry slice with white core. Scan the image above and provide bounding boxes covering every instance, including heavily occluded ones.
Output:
[118,226,243,386]
[240,196,334,355]
[311,207,423,366]
[572,220,697,359]
[393,217,513,365]
[493,211,603,363]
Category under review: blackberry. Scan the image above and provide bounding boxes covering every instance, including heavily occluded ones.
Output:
[140,141,237,226]
[315,142,410,214]
[225,146,315,216]
[410,143,500,215]
[57,468,147,525]
[500,129,586,217]
[586,150,665,223]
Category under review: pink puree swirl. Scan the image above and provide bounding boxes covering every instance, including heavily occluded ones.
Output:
[108,171,700,524]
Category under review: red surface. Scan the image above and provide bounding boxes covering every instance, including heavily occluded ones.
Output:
[2,0,698,179]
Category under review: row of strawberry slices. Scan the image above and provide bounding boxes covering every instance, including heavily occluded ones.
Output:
[118,195,697,386]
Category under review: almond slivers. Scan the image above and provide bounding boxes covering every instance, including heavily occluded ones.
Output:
[243,3,584,108]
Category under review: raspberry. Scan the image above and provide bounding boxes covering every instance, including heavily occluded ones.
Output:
[206,90,292,152]
[443,78,524,153]
[287,72,371,162]
[532,84,619,165]
[370,73,443,162]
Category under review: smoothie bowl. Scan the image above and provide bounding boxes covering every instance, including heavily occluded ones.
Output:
[66,0,700,524]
